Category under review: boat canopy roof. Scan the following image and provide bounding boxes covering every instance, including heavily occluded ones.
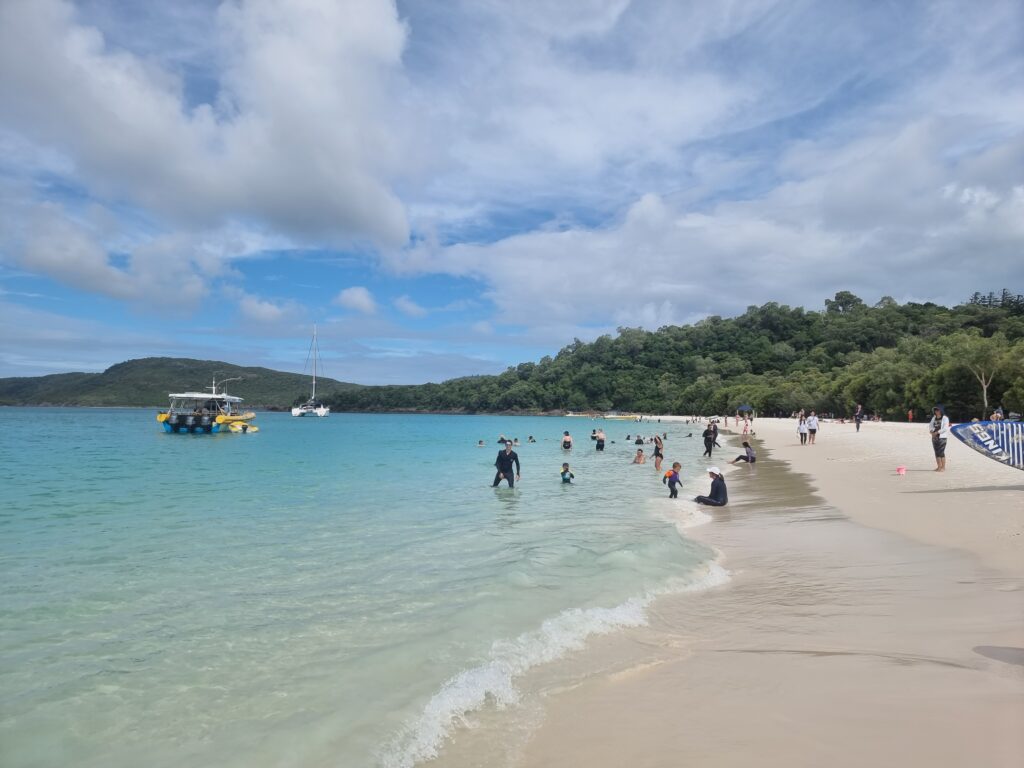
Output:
[169,392,243,402]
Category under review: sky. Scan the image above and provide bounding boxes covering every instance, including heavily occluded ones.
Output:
[1,0,1022,384]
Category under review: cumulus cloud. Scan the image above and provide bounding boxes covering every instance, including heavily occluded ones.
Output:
[0,0,409,245]
[334,286,377,314]
[1,0,1022,383]
[237,293,286,323]
[393,294,428,317]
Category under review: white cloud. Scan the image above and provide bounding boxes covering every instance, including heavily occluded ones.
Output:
[393,294,428,317]
[334,286,377,314]
[0,0,409,245]
[238,293,286,323]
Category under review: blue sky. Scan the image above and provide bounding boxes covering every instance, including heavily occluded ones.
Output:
[1,0,1022,383]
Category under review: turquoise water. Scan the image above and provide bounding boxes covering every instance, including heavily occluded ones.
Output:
[0,409,722,767]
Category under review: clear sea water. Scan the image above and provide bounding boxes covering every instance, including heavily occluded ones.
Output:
[0,409,723,767]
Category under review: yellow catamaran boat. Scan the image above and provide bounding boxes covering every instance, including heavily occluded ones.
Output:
[156,377,259,434]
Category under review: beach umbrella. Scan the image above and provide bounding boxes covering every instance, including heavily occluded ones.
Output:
[737,404,753,412]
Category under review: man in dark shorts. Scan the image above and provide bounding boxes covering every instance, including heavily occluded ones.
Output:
[492,443,521,487]
[928,405,950,472]
[595,429,606,451]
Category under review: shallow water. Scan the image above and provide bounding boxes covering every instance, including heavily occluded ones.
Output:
[424,445,1024,768]
[0,410,721,767]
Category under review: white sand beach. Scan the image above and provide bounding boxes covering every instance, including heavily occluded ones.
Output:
[428,417,1024,767]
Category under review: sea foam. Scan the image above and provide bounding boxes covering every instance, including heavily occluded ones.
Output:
[381,560,730,768]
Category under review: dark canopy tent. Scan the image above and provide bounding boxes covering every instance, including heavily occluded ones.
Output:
[737,404,754,412]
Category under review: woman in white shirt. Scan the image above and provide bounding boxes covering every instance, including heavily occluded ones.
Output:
[806,411,819,444]
[928,405,951,471]
[798,415,809,445]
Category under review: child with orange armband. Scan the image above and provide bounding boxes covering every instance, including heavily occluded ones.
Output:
[662,462,682,498]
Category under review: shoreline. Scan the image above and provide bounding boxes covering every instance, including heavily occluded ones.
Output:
[426,420,1024,767]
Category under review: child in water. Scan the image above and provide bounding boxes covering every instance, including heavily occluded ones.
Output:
[560,463,575,484]
[662,462,683,498]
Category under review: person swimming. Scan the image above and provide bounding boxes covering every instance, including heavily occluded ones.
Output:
[561,431,573,450]
[632,448,646,464]
[560,462,574,483]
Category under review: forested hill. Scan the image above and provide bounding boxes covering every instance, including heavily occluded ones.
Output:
[325,291,1024,421]
[0,358,362,407]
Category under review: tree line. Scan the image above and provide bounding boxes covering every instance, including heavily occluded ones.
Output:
[324,291,1024,422]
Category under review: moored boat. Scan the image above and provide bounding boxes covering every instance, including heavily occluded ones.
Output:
[292,325,330,418]
[156,377,257,434]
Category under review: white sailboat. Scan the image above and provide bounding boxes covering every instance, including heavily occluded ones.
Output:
[291,325,330,417]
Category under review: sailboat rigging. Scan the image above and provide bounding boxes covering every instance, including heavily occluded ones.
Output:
[291,325,330,417]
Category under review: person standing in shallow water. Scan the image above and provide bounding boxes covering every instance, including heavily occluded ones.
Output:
[595,428,606,452]
[653,433,664,471]
[702,425,715,457]
[561,431,573,450]
[492,443,521,488]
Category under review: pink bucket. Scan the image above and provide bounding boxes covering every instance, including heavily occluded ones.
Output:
[896,466,907,476]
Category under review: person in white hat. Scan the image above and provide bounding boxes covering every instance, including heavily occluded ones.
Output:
[695,467,728,506]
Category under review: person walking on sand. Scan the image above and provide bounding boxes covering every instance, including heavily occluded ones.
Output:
[807,411,819,445]
[695,467,728,507]
[492,443,521,488]
[929,405,951,472]
[702,425,715,457]
[854,404,864,432]
[653,433,665,471]
[798,415,808,445]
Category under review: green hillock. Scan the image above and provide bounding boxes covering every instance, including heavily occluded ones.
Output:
[323,291,1024,421]
[0,357,362,408]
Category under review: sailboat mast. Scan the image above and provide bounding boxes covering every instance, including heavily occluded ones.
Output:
[312,324,317,402]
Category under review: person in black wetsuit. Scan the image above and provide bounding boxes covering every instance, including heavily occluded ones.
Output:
[712,422,721,448]
[701,426,715,457]
[695,467,728,506]
[493,443,521,488]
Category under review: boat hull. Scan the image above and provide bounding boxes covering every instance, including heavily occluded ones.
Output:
[158,413,226,434]
[291,405,330,417]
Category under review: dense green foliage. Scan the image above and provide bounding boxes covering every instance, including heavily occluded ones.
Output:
[325,291,1024,421]
[0,357,362,407]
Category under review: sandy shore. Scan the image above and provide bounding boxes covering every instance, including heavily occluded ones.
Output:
[726,417,1024,577]
[427,417,1024,767]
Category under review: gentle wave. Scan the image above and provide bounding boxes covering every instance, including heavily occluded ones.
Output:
[381,560,731,768]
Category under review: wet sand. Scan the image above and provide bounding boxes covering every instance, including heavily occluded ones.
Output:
[426,419,1024,767]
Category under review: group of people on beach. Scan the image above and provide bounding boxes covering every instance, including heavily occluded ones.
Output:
[796,410,820,444]
[488,428,735,507]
